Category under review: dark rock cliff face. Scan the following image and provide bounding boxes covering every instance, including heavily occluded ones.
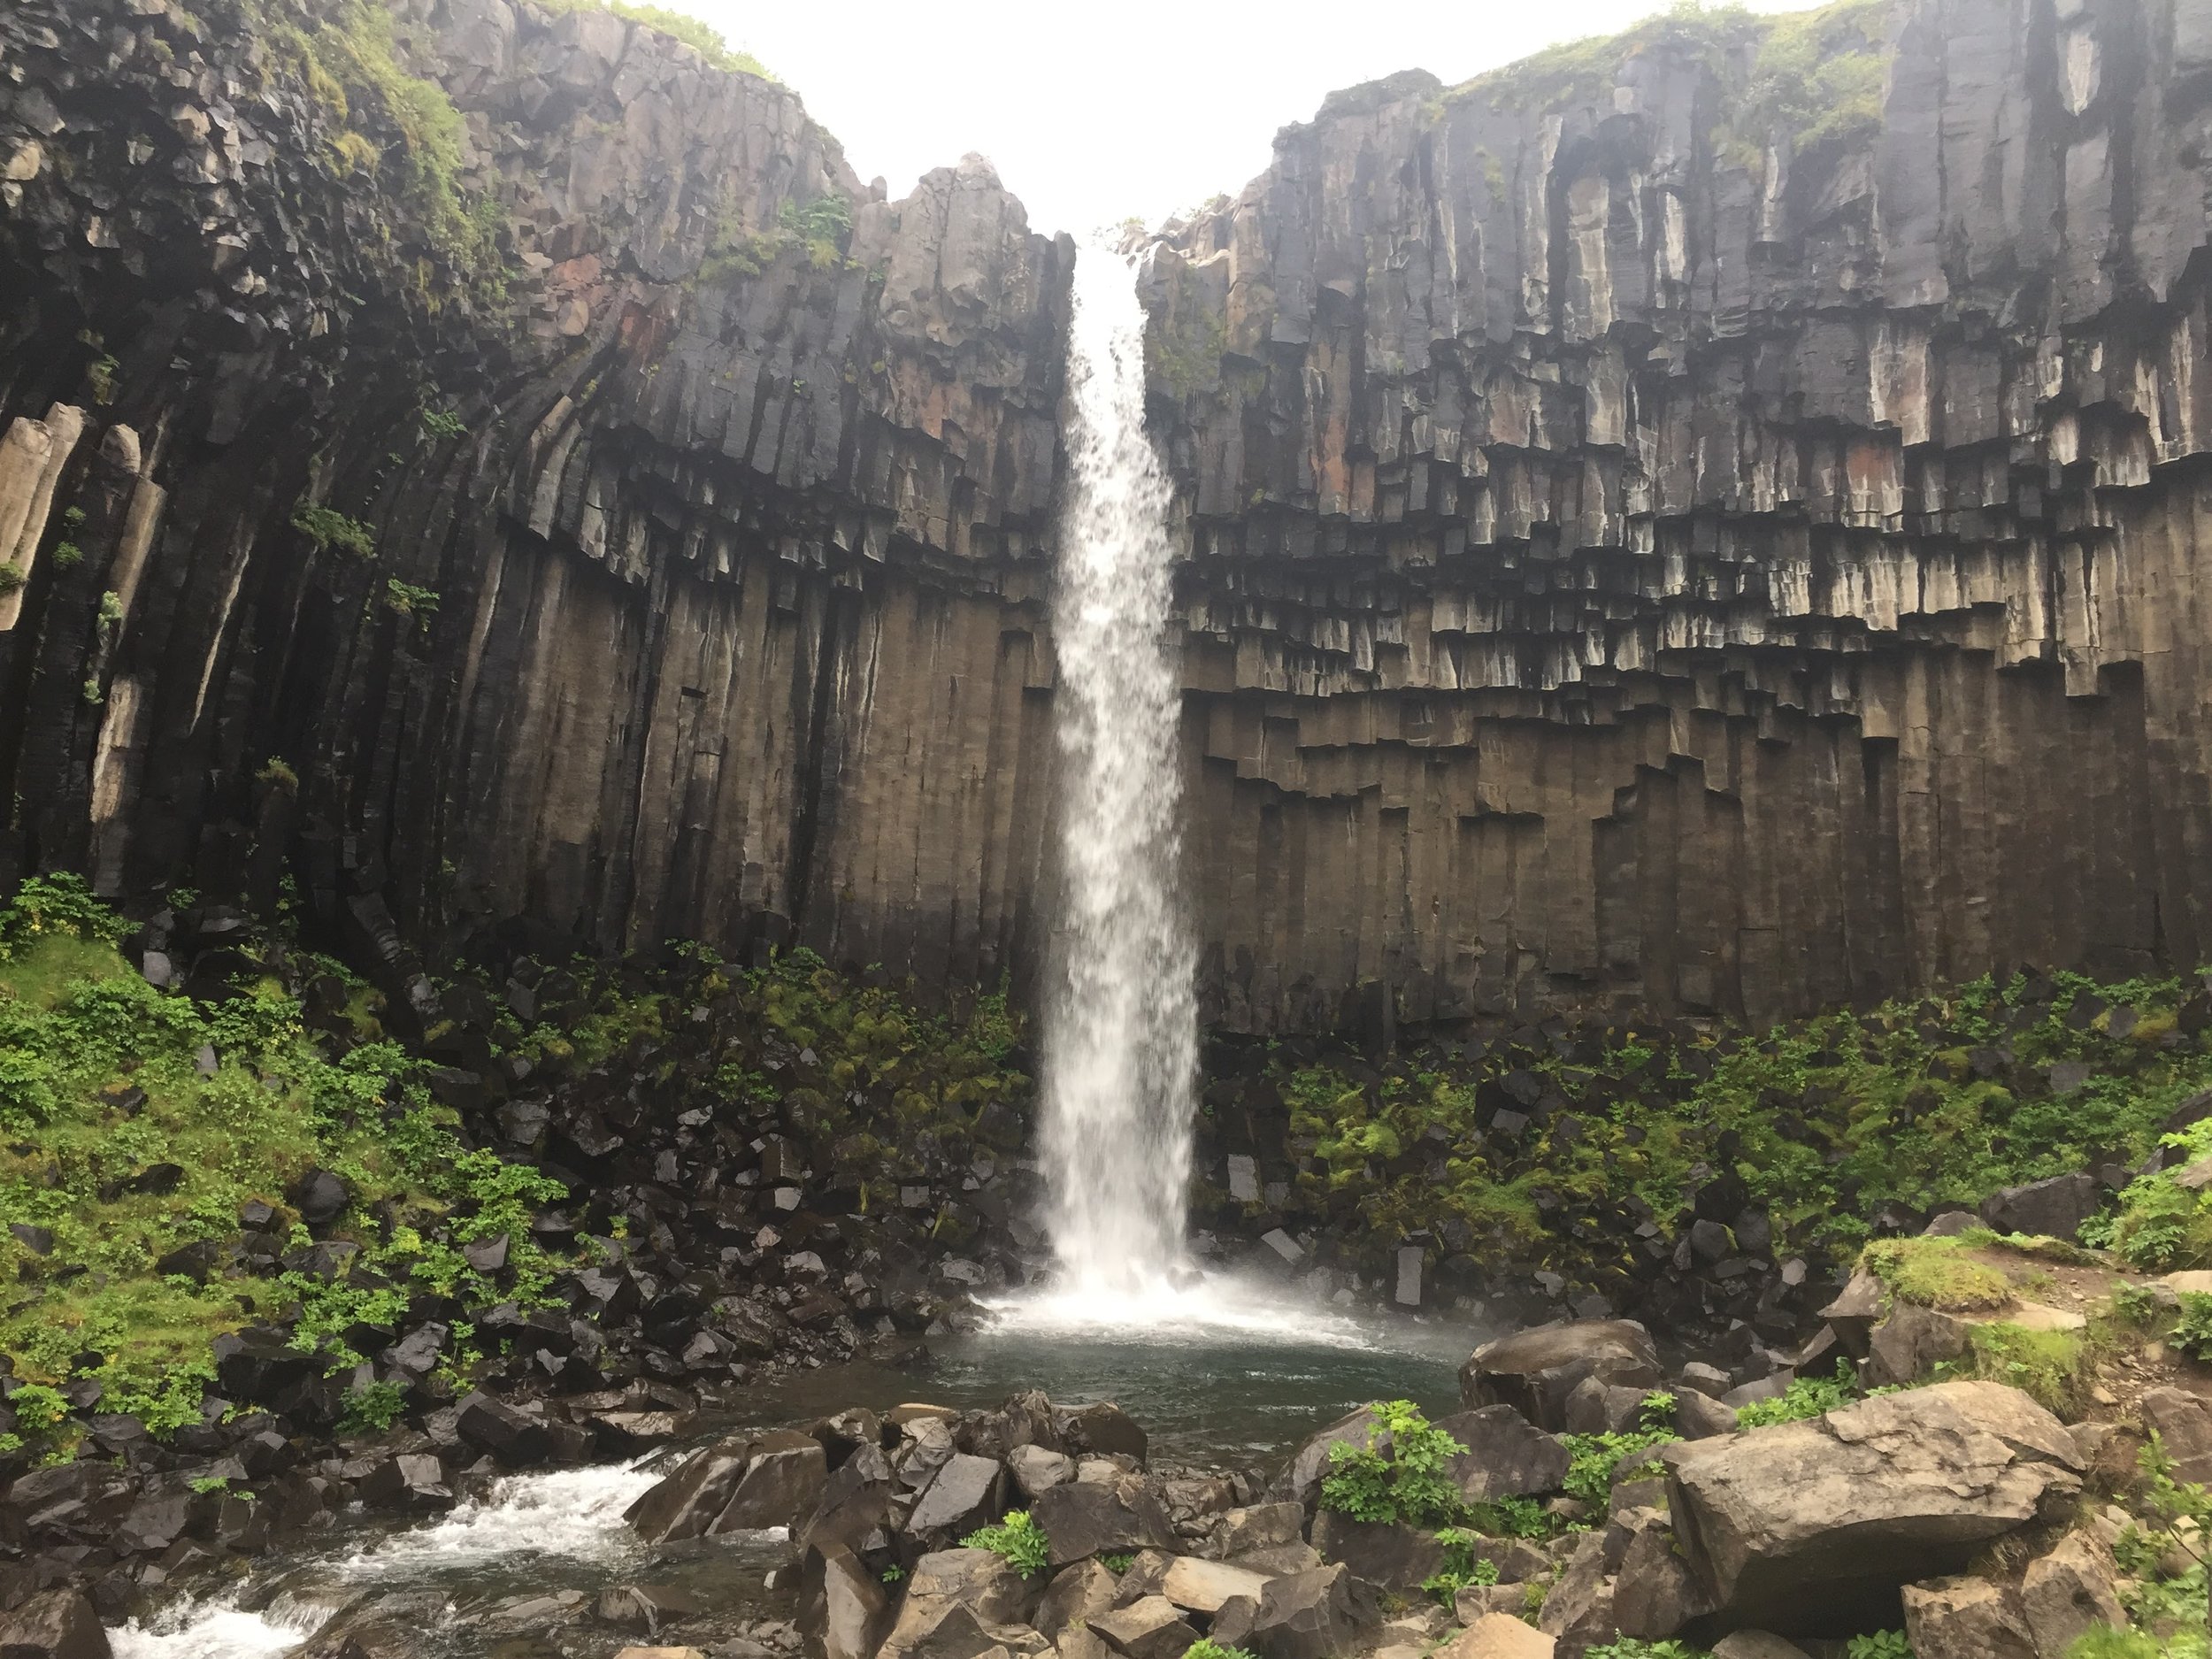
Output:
[1144,0,2212,1026]
[0,0,1068,1002]
[5,0,2212,1030]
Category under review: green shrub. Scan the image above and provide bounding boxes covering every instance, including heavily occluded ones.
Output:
[1587,1640,1709,1659]
[1318,1399,1469,1527]
[1561,1394,1679,1508]
[338,1379,409,1434]
[0,876,134,956]
[2177,1294,2212,1363]
[1185,1644,1258,1659]
[1422,1529,1502,1602]
[293,503,377,559]
[1847,1637,1913,1659]
[1735,1361,1863,1430]
[1463,1493,1552,1539]
[961,1510,1050,1578]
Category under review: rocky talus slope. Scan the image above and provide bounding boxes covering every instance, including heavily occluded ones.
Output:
[7,0,2212,1029]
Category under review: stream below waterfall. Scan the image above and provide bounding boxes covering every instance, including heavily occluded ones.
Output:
[111,1305,1471,1659]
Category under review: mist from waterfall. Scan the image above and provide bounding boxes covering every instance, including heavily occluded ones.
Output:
[1034,242,1200,1302]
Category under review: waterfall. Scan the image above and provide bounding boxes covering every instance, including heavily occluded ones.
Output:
[1035,242,1200,1296]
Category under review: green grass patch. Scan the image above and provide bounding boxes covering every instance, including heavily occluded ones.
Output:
[1860,1235,2015,1311]
[0,877,571,1444]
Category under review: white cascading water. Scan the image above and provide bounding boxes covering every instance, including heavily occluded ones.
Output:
[1033,241,1202,1302]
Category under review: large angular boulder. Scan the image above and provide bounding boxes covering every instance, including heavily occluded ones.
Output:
[1160,1556,1274,1614]
[1271,1405,1389,1506]
[1979,1173,2101,1240]
[2019,1532,2127,1658]
[1432,1407,1569,1502]
[1460,1322,1662,1432]
[906,1453,1005,1540]
[1662,1381,2084,1631]
[1309,1511,1445,1590]
[626,1430,828,1542]
[1210,1563,1379,1659]
[1036,1560,1118,1659]
[1031,1473,1177,1565]
[2139,1386,2212,1486]
[800,1540,892,1659]
[1901,1576,2037,1659]
[0,1588,108,1659]
[1087,1595,1198,1659]
[877,1548,1040,1659]
[1448,1614,1554,1658]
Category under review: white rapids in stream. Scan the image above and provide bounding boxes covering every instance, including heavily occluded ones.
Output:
[1032,242,1202,1305]
[108,1461,663,1658]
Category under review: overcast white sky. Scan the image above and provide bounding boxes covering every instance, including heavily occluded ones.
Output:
[676,0,1822,237]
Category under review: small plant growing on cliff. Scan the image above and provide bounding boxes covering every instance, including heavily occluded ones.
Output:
[418,405,465,441]
[338,1379,409,1435]
[1844,1635,1912,1659]
[384,580,439,619]
[293,503,377,560]
[1184,1644,1258,1659]
[52,541,81,570]
[961,1509,1050,1578]
[0,566,22,595]
[80,678,104,707]
[1320,1399,1468,1526]
[97,591,123,630]
[1586,1641,1707,1659]
[257,757,301,794]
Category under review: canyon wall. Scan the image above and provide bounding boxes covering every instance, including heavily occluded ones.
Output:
[5,0,2212,1028]
[0,0,1069,1001]
[1144,0,2212,1025]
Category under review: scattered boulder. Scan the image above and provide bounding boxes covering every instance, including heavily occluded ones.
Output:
[2139,1386,2212,1486]
[800,1540,892,1659]
[2018,1531,2127,1658]
[1210,1563,1379,1659]
[626,1430,828,1542]
[1901,1575,2038,1659]
[1309,1511,1444,1590]
[878,1548,1039,1659]
[0,1587,108,1659]
[1662,1382,2084,1631]
[1031,1473,1177,1566]
[1448,1613,1554,1658]
[1008,1444,1075,1500]
[1160,1556,1273,1615]
[907,1454,1005,1540]
[1460,1322,1663,1432]
[1087,1595,1198,1659]
[1978,1173,2101,1241]
[1271,1406,1388,1506]
[1432,1407,1569,1502]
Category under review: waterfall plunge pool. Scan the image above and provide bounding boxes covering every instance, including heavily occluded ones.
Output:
[111,1295,1472,1659]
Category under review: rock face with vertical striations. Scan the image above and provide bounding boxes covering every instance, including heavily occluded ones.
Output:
[8,0,2212,1031]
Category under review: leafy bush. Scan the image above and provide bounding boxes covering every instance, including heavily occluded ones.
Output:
[1735,1361,1862,1430]
[339,1379,410,1434]
[0,875,134,956]
[2177,1294,2212,1363]
[1463,1493,1553,1539]
[1561,1394,1680,1508]
[1587,1641,1709,1659]
[1185,1644,1258,1659]
[1318,1399,1469,1527]
[961,1510,1051,1578]
[292,503,376,559]
[1101,1553,1135,1574]
[1847,1637,1913,1659]
[1422,1528,1502,1602]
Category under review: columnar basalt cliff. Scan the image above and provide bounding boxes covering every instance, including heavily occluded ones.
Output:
[7,0,2212,1030]
[0,0,1069,1003]
[1144,0,2212,1026]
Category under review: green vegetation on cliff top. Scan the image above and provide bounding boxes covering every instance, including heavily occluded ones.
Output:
[1441,0,1891,157]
